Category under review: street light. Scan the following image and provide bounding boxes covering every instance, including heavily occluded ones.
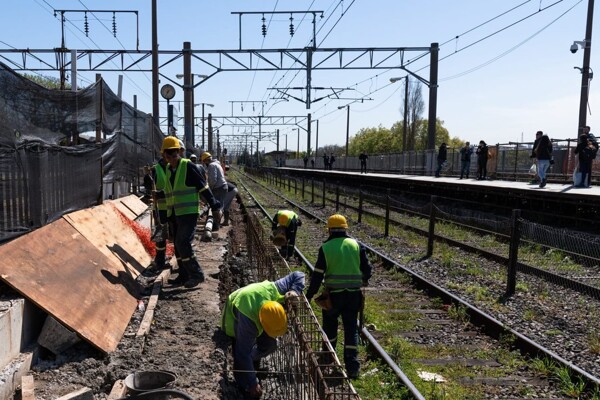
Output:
[390,76,409,151]
[571,0,594,135]
[176,74,208,150]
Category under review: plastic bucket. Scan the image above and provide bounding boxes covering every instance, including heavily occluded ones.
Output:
[124,370,177,399]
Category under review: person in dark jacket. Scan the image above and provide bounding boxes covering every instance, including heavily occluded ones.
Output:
[476,140,489,180]
[323,153,329,170]
[459,142,473,179]
[305,214,372,379]
[359,151,368,174]
[435,143,447,178]
[529,131,543,184]
[534,133,552,188]
[574,134,598,188]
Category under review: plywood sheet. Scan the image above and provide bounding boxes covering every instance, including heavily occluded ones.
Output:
[0,219,137,353]
[119,195,148,218]
[64,204,151,278]
[110,201,137,221]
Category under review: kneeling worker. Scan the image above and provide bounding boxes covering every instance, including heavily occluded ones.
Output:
[271,210,302,259]
[305,214,371,379]
[222,271,305,398]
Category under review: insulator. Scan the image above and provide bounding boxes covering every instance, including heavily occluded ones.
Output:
[289,16,295,37]
[84,13,89,37]
[112,12,117,37]
[261,15,267,36]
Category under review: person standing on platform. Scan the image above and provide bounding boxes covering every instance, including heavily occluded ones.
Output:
[329,153,336,170]
[583,126,598,186]
[359,151,368,174]
[534,133,552,188]
[574,134,598,188]
[161,137,221,288]
[529,131,543,184]
[323,153,329,171]
[459,142,472,179]
[303,155,309,168]
[476,140,489,180]
[305,214,372,379]
[435,143,447,178]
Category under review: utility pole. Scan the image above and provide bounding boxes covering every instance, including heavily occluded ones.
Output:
[403,76,409,152]
[152,0,159,128]
[578,0,595,135]
[427,43,439,150]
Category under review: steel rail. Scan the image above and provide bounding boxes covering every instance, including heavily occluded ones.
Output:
[240,169,600,388]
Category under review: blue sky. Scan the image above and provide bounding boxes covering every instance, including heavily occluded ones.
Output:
[0,0,596,153]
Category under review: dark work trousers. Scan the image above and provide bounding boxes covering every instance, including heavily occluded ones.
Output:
[154,210,168,269]
[360,161,367,173]
[580,160,592,187]
[477,159,487,179]
[322,290,362,374]
[281,220,298,258]
[168,213,203,278]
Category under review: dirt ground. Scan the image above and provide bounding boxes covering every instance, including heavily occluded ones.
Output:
[19,203,251,400]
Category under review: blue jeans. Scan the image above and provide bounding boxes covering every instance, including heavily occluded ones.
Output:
[460,160,470,178]
[537,159,550,181]
[322,290,362,373]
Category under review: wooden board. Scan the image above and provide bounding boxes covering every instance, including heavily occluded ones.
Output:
[64,204,151,278]
[119,194,148,218]
[110,201,137,221]
[0,219,137,353]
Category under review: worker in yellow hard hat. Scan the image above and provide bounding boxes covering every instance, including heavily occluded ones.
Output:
[305,214,372,379]
[271,210,302,259]
[221,271,305,398]
[158,136,222,288]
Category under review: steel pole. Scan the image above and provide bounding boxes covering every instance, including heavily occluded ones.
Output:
[578,0,595,135]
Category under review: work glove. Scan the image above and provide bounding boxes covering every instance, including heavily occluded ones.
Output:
[247,383,263,398]
[285,290,299,305]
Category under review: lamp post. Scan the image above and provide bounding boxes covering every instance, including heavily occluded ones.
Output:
[176,73,208,150]
[390,76,409,151]
[296,128,300,159]
[338,105,350,169]
[571,0,595,135]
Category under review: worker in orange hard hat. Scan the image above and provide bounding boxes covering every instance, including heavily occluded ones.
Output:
[221,271,305,399]
[305,214,372,380]
[271,210,302,259]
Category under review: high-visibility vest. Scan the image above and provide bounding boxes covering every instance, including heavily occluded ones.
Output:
[277,210,298,227]
[165,158,199,217]
[322,237,362,292]
[153,163,168,212]
[221,280,284,337]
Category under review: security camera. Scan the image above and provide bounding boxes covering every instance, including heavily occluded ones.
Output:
[570,43,579,54]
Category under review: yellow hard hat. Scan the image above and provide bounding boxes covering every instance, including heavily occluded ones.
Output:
[201,152,212,162]
[277,213,289,226]
[161,136,181,151]
[327,214,348,229]
[259,301,287,337]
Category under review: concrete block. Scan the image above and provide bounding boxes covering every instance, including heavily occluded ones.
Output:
[0,352,33,400]
[37,316,80,355]
[0,299,24,369]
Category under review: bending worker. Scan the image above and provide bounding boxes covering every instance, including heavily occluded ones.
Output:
[305,214,371,379]
[222,271,305,399]
[271,210,302,259]
[161,136,221,288]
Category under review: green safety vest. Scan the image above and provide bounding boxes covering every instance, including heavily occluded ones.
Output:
[153,163,168,212]
[165,158,200,217]
[277,210,298,227]
[322,237,362,292]
[221,281,284,337]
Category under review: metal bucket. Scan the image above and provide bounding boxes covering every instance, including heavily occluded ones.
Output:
[124,370,177,399]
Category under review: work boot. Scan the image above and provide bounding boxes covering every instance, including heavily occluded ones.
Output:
[182,259,205,288]
[168,271,188,286]
[222,211,230,226]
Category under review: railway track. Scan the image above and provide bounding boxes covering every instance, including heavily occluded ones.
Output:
[232,168,600,399]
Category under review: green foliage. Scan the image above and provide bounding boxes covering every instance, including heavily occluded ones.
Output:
[21,73,71,90]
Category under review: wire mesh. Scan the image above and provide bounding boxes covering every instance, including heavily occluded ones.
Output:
[244,211,360,399]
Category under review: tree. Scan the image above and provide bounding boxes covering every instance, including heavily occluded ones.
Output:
[349,126,398,155]
[21,73,71,90]
[398,79,425,151]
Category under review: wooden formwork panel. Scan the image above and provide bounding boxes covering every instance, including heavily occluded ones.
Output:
[110,201,137,221]
[0,219,137,353]
[118,195,148,218]
[64,204,151,278]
